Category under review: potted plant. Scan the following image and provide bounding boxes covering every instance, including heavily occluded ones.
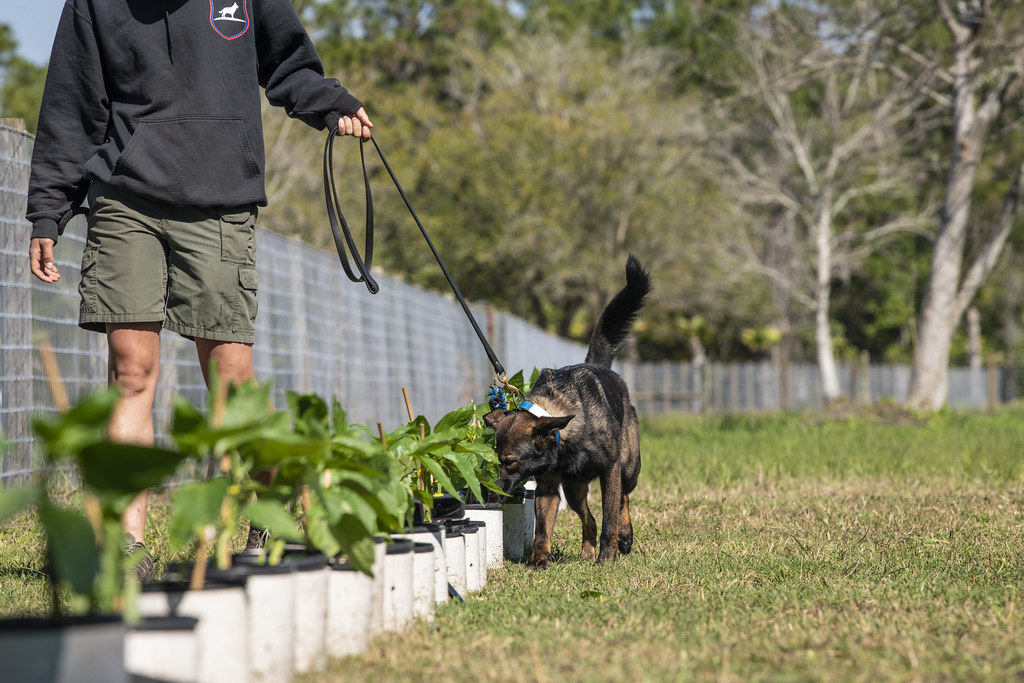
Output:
[0,387,193,683]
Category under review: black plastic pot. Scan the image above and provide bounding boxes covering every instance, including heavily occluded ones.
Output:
[0,614,126,683]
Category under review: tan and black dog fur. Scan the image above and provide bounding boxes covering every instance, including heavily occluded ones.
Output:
[484,255,651,568]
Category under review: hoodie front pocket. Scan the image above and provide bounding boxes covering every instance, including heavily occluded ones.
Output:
[113,117,263,204]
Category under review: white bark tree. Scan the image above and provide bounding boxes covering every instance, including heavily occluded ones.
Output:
[905,0,1024,409]
[712,5,933,404]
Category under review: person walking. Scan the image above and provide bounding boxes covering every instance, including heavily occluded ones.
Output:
[26,0,371,580]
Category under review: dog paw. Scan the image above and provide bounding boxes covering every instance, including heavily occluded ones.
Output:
[596,549,617,564]
[618,537,633,555]
[527,558,550,570]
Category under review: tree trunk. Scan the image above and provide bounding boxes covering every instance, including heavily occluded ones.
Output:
[815,211,842,403]
[907,7,986,410]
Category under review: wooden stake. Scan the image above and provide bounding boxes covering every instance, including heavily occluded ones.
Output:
[38,339,69,414]
[377,422,387,446]
[190,525,214,591]
[402,387,414,423]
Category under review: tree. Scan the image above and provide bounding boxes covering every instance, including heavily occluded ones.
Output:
[0,25,46,132]
[261,20,725,355]
[708,3,933,403]
[905,0,1024,409]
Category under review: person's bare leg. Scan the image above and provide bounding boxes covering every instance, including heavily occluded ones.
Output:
[195,338,269,548]
[195,338,256,388]
[107,323,162,542]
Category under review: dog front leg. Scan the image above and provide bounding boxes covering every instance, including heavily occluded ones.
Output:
[597,465,623,564]
[528,474,561,570]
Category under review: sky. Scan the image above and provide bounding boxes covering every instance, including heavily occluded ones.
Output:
[1,0,66,65]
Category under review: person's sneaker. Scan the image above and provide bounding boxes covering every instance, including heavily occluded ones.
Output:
[123,533,156,582]
[244,525,270,553]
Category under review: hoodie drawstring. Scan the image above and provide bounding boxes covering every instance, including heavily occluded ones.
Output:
[163,4,175,63]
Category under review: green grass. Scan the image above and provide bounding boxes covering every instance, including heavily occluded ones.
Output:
[3,408,1024,680]
[302,408,1024,682]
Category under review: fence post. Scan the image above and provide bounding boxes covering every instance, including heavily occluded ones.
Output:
[778,356,789,412]
[987,361,999,412]
[858,351,871,406]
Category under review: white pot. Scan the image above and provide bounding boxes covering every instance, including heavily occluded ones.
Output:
[368,537,388,635]
[124,615,198,683]
[325,558,373,658]
[411,542,436,624]
[524,489,536,554]
[382,539,415,633]
[395,523,447,605]
[501,497,526,561]
[218,560,296,683]
[463,522,482,593]
[443,525,467,599]
[138,578,248,683]
[287,552,329,675]
[0,615,126,683]
[464,504,504,570]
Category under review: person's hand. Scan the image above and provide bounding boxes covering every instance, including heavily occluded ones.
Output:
[30,237,61,283]
[337,107,373,139]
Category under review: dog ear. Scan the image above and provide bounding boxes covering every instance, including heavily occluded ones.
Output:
[483,409,508,429]
[533,414,573,436]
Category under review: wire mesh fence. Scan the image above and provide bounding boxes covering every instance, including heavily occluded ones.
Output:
[1,124,590,484]
[0,124,1012,486]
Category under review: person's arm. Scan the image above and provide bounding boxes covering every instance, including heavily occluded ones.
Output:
[254,0,372,138]
[26,0,109,261]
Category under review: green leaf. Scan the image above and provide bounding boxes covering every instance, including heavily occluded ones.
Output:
[526,368,541,393]
[415,454,459,498]
[445,451,484,504]
[240,500,304,543]
[168,478,231,550]
[331,399,349,433]
[434,404,474,433]
[304,494,341,558]
[40,501,99,598]
[287,391,331,438]
[331,516,376,575]
[32,388,119,459]
[335,487,380,535]
[76,443,191,506]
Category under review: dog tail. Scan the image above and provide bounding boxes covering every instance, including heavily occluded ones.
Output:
[585,254,652,368]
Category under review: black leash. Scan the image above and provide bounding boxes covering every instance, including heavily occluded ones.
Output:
[323,129,507,380]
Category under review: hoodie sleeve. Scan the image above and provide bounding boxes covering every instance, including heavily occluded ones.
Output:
[26,1,110,243]
[254,0,363,131]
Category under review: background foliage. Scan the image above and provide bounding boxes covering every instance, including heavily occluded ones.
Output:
[5,0,1024,370]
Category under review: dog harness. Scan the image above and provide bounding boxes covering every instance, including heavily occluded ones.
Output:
[520,400,561,447]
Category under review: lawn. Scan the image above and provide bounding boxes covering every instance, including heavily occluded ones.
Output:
[299,408,1024,682]
[2,407,1023,681]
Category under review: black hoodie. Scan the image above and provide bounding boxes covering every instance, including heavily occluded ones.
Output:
[27,0,363,242]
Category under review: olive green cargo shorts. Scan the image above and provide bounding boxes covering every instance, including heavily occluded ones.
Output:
[79,183,258,344]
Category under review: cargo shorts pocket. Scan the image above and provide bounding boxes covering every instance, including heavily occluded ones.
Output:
[219,209,256,265]
[236,265,258,330]
[238,266,257,291]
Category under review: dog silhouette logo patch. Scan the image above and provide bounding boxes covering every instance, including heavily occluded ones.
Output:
[210,1,249,40]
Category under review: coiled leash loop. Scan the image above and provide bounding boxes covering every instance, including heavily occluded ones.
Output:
[323,126,378,293]
[323,129,506,379]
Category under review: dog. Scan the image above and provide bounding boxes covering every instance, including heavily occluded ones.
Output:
[484,255,651,568]
[219,3,239,19]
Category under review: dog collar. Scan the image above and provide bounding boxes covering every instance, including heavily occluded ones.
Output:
[520,400,551,418]
[519,400,560,447]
